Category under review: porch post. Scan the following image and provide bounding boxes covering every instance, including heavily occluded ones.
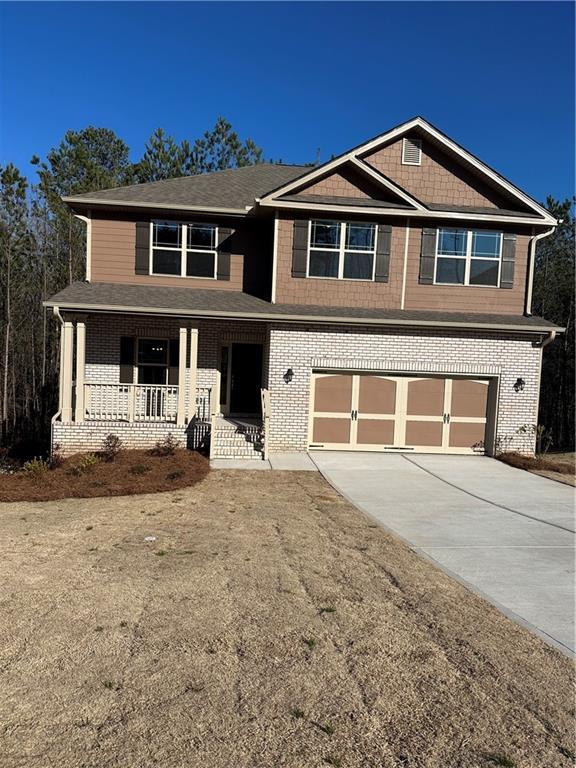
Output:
[60,319,74,422]
[74,318,86,422]
[187,327,199,422]
[176,326,188,425]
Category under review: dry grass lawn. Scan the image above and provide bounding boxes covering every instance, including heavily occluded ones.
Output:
[0,470,574,768]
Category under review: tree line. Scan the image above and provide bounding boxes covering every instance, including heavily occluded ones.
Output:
[0,120,574,455]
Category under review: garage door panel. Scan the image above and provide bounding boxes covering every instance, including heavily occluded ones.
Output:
[451,379,488,418]
[406,378,445,416]
[313,417,351,444]
[449,421,486,449]
[405,421,444,447]
[358,377,396,415]
[356,419,395,445]
[314,375,353,414]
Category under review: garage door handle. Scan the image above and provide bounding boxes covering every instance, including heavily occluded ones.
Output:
[350,410,358,420]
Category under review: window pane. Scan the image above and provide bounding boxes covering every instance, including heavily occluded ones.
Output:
[153,221,180,248]
[438,229,467,256]
[309,249,339,277]
[188,224,216,249]
[187,251,215,278]
[138,339,167,365]
[472,231,501,258]
[346,223,375,251]
[470,259,499,286]
[152,249,181,275]
[343,251,374,279]
[311,220,340,248]
[436,257,465,284]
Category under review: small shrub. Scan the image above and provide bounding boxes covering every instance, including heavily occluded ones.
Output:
[152,432,181,456]
[49,443,65,469]
[129,463,151,475]
[23,457,49,478]
[100,433,122,462]
[69,453,100,476]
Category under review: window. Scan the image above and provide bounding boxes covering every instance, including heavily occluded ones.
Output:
[308,220,377,281]
[137,338,168,384]
[151,221,217,278]
[435,228,502,287]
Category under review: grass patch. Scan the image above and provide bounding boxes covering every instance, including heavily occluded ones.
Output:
[485,754,516,767]
[319,606,336,615]
[303,637,316,650]
[312,721,335,736]
[323,758,342,768]
[290,708,305,719]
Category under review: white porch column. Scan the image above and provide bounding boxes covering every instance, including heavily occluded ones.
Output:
[176,326,188,425]
[60,319,74,422]
[187,327,199,422]
[74,319,86,422]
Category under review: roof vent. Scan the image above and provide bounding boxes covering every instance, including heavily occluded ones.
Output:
[402,137,422,166]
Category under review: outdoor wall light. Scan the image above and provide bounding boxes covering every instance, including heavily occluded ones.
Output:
[283,368,294,384]
[513,377,525,392]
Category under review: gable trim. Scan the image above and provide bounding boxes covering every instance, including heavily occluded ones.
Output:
[258,117,556,225]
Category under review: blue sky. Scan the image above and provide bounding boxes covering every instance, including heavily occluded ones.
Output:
[0,1,574,202]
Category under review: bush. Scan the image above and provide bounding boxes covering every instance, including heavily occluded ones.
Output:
[69,453,100,476]
[129,463,151,475]
[100,433,122,462]
[152,432,181,457]
[49,443,65,470]
[23,457,50,478]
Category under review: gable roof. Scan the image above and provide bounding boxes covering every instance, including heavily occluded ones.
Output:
[63,163,309,214]
[258,117,556,225]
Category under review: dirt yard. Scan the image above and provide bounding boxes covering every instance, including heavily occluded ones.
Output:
[0,471,574,768]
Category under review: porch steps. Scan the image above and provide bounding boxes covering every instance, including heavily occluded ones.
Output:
[211,418,264,460]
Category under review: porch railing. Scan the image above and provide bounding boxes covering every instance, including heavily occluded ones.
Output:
[83,383,211,423]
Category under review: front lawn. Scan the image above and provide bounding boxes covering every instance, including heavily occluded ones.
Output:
[0,471,573,767]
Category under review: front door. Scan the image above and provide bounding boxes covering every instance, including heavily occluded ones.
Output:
[230,343,263,416]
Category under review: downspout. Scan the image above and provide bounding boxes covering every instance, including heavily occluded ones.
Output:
[50,306,64,453]
[74,213,92,282]
[525,225,555,315]
[540,329,556,349]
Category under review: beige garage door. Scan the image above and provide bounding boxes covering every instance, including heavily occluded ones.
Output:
[309,373,492,454]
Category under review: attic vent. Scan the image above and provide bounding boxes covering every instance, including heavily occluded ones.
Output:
[402,138,422,166]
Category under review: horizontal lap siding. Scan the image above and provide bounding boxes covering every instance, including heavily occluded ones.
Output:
[274,214,404,308]
[403,222,530,314]
[90,217,243,290]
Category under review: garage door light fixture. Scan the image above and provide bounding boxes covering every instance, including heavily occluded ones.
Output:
[283,368,294,384]
[513,377,525,392]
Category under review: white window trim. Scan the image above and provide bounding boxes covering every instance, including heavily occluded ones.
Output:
[306,220,378,282]
[149,221,218,280]
[434,228,503,288]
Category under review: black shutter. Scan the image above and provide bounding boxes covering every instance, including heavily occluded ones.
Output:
[119,337,135,384]
[217,227,233,281]
[500,233,516,289]
[292,220,309,278]
[374,224,392,282]
[168,338,179,385]
[419,228,437,284]
[135,222,150,275]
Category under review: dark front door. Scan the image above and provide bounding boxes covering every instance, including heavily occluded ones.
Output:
[230,343,263,416]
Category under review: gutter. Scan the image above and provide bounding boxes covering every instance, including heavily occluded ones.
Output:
[42,299,563,335]
[525,225,556,315]
[62,196,248,216]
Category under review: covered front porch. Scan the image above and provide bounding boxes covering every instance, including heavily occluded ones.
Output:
[53,312,270,458]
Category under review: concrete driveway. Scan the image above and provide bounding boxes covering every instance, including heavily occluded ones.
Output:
[310,452,575,655]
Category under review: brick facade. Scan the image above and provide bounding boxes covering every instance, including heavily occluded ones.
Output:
[266,323,542,455]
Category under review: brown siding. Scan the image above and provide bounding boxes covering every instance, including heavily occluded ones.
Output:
[363,134,521,210]
[274,213,404,308]
[91,214,243,291]
[289,165,399,202]
[403,221,530,314]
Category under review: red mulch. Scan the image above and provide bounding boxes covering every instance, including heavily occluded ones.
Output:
[0,450,210,503]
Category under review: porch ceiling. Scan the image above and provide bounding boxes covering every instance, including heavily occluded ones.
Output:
[44,281,561,334]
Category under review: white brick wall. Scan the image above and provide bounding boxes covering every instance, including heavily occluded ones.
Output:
[266,323,542,455]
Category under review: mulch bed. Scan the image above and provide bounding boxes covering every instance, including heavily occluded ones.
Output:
[0,449,209,502]
[498,451,575,485]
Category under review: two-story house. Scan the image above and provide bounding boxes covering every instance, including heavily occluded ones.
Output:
[45,117,561,459]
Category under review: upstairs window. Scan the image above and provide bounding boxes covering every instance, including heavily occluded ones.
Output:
[151,221,218,278]
[308,220,377,281]
[435,229,502,287]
